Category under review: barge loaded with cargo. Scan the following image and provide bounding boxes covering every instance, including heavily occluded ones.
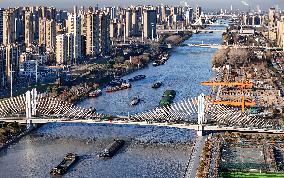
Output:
[159,90,176,107]
[50,153,79,176]
[98,139,125,158]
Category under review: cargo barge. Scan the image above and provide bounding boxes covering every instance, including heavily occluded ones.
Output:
[50,153,79,176]
[159,90,176,107]
[98,140,125,158]
[128,75,146,82]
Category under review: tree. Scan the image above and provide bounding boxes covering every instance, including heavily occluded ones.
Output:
[227,48,251,66]
[212,49,229,67]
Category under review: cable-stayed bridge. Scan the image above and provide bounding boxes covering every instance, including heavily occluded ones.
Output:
[0,89,281,136]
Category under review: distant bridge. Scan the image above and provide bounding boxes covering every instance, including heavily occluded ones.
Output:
[157,29,227,34]
[161,43,284,50]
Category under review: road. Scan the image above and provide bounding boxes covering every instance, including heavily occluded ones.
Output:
[187,136,207,178]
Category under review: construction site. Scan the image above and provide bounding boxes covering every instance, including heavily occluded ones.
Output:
[203,48,284,129]
[218,132,284,178]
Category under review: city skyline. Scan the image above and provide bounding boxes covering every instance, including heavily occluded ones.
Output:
[0,0,283,11]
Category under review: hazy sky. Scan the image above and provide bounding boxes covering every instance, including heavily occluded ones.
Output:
[0,0,283,11]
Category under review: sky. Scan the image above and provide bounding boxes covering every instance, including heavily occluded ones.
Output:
[0,0,283,11]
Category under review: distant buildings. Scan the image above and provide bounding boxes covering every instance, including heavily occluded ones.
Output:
[242,14,263,26]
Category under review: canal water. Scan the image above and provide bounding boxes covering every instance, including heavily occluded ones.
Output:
[78,31,223,116]
[0,30,223,178]
[0,123,196,178]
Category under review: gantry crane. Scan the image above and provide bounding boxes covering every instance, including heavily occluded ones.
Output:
[201,81,256,112]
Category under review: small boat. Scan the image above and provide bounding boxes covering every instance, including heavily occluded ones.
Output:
[153,62,159,66]
[121,82,131,89]
[130,97,140,105]
[50,153,79,176]
[98,140,125,158]
[106,82,131,93]
[89,89,102,97]
[128,75,146,82]
[152,82,163,89]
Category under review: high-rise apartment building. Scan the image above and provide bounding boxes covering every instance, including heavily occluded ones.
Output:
[143,9,157,39]
[3,9,16,45]
[86,11,100,56]
[125,9,132,37]
[56,34,67,64]
[277,15,284,51]
[268,8,277,40]
[38,17,47,46]
[0,8,4,44]
[55,33,74,65]
[269,7,276,26]
[99,11,111,56]
[67,6,82,63]
[45,19,56,51]
[125,8,139,37]
[24,10,33,46]
[185,7,193,26]
[131,9,139,36]
[0,46,7,89]
[196,6,201,19]
[5,43,21,80]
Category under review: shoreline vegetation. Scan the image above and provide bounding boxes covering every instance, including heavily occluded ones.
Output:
[0,122,36,152]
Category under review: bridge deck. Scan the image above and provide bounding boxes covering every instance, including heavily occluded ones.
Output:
[1,118,283,134]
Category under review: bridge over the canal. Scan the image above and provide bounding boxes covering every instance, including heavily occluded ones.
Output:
[0,89,281,136]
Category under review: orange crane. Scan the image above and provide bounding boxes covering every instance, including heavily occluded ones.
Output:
[201,81,253,88]
[201,81,256,112]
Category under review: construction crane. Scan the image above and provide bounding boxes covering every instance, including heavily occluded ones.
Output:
[201,81,255,112]
[201,81,253,88]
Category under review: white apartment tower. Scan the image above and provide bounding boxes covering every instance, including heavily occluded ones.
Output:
[67,6,82,64]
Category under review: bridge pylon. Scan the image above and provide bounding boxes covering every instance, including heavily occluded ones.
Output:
[25,88,38,119]
[197,93,206,136]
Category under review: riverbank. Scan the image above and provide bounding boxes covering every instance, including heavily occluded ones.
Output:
[0,124,38,152]
[49,34,192,105]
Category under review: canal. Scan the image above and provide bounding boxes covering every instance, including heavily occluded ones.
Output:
[77,31,223,116]
[0,30,223,178]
